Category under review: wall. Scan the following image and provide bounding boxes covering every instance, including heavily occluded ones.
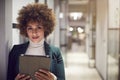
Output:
[0,0,12,79]
[38,0,44,3]
[96,0,108,80]
[45,0,55,45]
[85,0,96,64]
[52,0,60,47]
[12,0,35,46]
[108,0,120,79]
[12,0,35,23]
[108,0,120,57]
[47,0,54,9]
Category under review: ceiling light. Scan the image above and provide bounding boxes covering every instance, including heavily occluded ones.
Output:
[77,27,84,33]
[70,12,83,20]
[69,27,74,31]
[59,12,64,19]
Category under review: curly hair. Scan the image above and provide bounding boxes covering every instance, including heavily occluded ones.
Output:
[17,3,56,38]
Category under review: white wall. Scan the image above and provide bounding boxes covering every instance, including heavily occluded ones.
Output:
[0,0,12,79]
[96,0,108,80]
[85,0,96,61]
[12,0,35,45]
[47,0,54,9]
[107,0,120,79]
[108,0,119,28]
[108,0,120,58]
[38,0,44,3]
[52,0,60,47]
[12,29,20,45]
[12,0,35,23]
[45,0,55,45]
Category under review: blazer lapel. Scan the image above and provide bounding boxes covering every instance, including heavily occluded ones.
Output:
[44,41,51,57]
[19,42,29,55]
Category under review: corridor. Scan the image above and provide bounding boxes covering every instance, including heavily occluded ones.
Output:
[65,42,102,80]
[0,0,120,79]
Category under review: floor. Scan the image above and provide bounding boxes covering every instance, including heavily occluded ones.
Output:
[108,55,119,80]
[64,42,102,80]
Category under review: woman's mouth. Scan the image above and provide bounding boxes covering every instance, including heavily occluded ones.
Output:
[32,36,39,39]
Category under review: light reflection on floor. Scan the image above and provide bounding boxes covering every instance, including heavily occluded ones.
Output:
[108,55,118,80]
[64,43,102,80]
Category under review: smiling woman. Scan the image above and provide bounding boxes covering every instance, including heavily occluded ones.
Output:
[7,3,65,80]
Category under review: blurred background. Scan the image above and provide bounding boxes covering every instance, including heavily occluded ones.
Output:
[0,0,120,80]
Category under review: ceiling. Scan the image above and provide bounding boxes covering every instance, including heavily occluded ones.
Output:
[68,0,89,26]
[68,0,89,5]
[59,0,91,27]
[68,0,89,13]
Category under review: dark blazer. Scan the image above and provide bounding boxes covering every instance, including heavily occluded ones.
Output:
[7,41,65,80]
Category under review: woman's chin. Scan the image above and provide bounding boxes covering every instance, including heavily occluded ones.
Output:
[31,40,40,43]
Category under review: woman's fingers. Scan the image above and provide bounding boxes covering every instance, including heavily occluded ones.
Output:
[15,74,31,80]
[35,71,49,80]
[15,70,54,80]
[34,69,54,80]
[15,74,25,80]
[21,75,31,80]
[39,69,51,77]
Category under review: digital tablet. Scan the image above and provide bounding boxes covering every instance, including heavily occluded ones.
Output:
[19,54,51,79]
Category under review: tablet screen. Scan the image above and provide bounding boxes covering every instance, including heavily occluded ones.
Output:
[19,55,51,79]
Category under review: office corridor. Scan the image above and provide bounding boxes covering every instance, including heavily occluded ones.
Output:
[65,43,102,80]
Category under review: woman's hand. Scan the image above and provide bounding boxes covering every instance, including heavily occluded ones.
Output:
[34,69,55,80]
[15,74,32,80]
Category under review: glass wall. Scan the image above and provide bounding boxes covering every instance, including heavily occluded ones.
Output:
[107,0,120,80]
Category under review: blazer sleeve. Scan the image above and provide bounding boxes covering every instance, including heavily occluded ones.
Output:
[53,47,65,80]
[7,42,28,80]
[7,45,18,80]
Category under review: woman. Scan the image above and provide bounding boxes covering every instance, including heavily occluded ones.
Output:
[7,3,65,80]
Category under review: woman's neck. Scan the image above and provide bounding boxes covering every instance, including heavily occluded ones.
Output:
[29,39,45,48]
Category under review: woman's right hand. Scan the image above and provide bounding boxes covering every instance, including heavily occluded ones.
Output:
[15,74,32,80]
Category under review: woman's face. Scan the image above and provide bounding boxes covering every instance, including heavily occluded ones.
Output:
[26,22,44,43]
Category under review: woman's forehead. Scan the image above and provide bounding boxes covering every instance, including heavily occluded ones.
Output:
[27,21,43,25]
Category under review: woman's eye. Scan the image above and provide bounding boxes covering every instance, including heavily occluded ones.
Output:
[38,26,43,29]
[38,27,42,29]
[27,27,32,30]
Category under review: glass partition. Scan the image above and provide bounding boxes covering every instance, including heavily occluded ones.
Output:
[108,29,119,80]
[107,0,120,80]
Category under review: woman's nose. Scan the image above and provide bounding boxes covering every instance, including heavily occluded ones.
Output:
[32,29,38,36]
[32,28,38,33]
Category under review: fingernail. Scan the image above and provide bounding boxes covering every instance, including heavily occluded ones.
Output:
[27,76,30,78]
[39,69,43,71]
[35,72,38,75]
[21,74,25,76]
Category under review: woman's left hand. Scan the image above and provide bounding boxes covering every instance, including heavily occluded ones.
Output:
[34,69,54,80]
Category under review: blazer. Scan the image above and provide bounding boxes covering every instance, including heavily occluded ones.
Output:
[7,41,65,80]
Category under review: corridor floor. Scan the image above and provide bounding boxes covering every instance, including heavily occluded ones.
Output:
[64,42,102,80]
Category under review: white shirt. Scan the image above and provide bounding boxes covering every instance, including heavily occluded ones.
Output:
[25,39,45,56]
